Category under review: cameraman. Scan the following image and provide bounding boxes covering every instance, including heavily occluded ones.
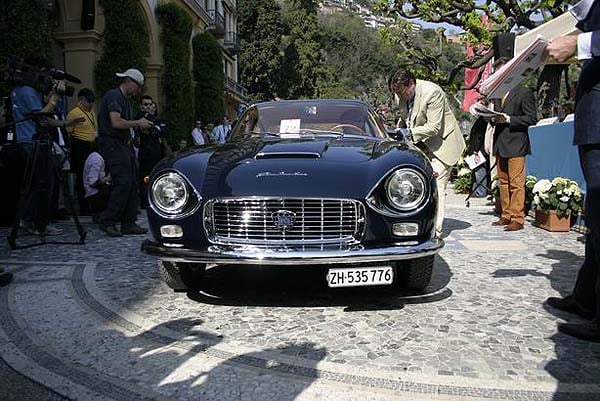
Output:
[137,95,166,209]
[11,76,66,235]
[97,68,152,237]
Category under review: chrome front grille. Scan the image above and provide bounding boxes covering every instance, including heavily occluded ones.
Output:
[204,198,365,246]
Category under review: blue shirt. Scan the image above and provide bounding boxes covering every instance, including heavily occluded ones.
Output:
[11,86,43,144]
[211,124,231,144]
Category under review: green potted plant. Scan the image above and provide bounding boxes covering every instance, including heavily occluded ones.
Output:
[491,175,501,214]
[532,177,584,231]
[453,158,473,194]
[525,175,538,214]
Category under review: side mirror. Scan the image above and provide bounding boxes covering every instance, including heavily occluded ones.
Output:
[386,128,404,141]
[386,128,399,136]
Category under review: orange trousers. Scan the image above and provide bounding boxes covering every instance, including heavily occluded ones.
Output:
[497,156,526,225]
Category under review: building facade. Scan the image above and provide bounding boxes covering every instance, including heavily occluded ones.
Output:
[50,0,246,117]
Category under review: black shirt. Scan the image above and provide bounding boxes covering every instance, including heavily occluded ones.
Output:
[98,87,133,141]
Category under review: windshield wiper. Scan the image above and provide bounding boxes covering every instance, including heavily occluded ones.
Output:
[250,131,281,137]
[298,129,344,138]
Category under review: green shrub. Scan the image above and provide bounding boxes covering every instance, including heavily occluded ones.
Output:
[156,3,194,146]
[193,33,224,124]
[453,158,473,194]
[525,175,537,210]
[453,169,473,194]
[95,0,149,98]
[491,175,499,198]
[0,0,51,94]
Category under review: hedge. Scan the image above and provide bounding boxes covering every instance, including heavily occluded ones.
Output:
[193,33,225,125]
[0,0,51,95]
[95,0,150,99]
[156,3,194,146]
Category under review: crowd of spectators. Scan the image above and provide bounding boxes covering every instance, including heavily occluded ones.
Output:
[189,116,231,146]
[2,65,241,239]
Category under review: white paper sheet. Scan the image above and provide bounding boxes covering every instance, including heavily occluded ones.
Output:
[279,119,301,134]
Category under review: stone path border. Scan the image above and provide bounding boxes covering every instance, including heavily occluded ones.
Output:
[2,260,600,400]
[0,262,174,401]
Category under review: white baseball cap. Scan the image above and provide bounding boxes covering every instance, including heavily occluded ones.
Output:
[115,68,145,86]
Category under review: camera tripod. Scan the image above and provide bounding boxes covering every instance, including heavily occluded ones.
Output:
[3,115,87,250]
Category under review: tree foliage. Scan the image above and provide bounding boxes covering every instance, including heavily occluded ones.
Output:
[0,0,51,94]
[377,0,580,115]
[193,33,225,124]
[379,24,466,92]
[95,0,150,98]
[237,0,466,103]
[377,0,578,46]
[155,3,195,145]
[279,0,324,99]
[238,0,285,102]
[317,11,396,103]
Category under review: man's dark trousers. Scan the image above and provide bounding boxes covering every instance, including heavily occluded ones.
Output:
[98,137,138,227]
[572,145,600,321]
[70,138,93,214]
[569,1,600,321]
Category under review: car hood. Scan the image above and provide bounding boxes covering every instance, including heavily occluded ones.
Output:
[252,137,375,162]
[166,137,430,199]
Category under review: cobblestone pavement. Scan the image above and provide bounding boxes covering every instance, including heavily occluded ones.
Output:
[1,191,600,401]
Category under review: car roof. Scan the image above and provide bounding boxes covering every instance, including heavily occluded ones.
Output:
[253,99,372,109]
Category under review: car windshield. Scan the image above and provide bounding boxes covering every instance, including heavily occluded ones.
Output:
[229,101,386,140]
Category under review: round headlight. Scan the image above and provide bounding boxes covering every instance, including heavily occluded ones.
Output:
[386,169,426,211]
[151,172,189,215]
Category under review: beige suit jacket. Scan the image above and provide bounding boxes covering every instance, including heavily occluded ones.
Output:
[402,80,466,166]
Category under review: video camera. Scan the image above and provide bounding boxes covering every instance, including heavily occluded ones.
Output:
[142,112,167,137]
[3,57,81,97]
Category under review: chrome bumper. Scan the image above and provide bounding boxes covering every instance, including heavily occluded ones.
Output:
[141,239,444,265]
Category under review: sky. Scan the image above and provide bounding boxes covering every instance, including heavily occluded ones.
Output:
[418,20,464,34]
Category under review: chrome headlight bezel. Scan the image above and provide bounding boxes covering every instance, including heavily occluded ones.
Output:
[149,171,200,219]
[385,168,427,212]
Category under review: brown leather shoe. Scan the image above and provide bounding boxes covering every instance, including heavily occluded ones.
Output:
[504,221,523,231]
[491,218,510,226]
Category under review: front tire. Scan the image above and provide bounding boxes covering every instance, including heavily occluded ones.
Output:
[158,261,206,292]
[395,255,434,291]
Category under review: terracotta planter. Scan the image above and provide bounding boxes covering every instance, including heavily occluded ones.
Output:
[535,210,571,232]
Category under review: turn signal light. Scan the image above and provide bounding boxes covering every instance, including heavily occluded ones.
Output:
[392,223,419,237]
[160,225,183,238]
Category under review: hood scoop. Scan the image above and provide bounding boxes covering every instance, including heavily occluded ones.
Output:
[254,141,329,159]
[255,151,320,159]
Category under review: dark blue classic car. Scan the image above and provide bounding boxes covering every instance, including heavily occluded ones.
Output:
[142,100,443,293]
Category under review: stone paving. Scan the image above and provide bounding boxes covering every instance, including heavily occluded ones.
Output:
[1,191,600,401]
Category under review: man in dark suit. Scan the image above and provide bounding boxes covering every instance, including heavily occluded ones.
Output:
[545,0,600,342]
[466,116,490,197]
[489,58,537,231]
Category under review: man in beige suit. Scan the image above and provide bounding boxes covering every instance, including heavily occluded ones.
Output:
[390,69,466,236]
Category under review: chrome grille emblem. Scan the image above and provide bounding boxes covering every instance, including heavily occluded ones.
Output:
[272,210,296,232]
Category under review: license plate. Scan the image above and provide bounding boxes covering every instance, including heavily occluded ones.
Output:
[326,266,393,288]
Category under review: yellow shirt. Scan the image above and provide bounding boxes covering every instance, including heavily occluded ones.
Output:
[67,105,96,142]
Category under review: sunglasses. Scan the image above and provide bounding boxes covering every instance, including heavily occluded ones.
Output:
[142,102,153,106]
